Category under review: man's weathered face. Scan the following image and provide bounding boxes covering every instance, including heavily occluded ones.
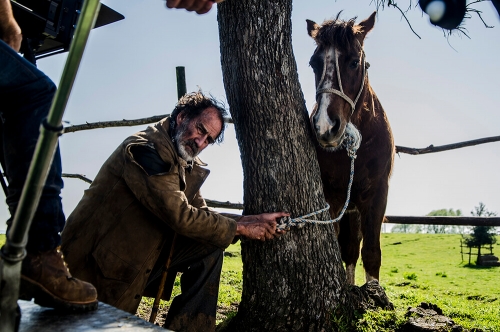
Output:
[175,107,223,161]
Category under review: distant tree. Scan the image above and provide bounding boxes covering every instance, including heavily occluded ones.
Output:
[391,224,410,233]
[414,225,423,233]
[427,209,463,217]
[425,208,463,234]
[391,224,422,233]
[471,202,497,218]
[463,203,498,257]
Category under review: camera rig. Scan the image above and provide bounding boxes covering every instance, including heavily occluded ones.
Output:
[11,0,123,64]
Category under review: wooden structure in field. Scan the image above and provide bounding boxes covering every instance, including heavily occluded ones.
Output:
[460,240,500,266]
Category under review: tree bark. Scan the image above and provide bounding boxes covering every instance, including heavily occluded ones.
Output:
[217,1,352,330]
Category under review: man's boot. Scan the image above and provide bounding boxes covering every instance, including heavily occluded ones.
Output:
[19,247,98,312]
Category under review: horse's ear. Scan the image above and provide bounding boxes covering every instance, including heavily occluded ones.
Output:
[358,11,376,40]
[306,19,320,39]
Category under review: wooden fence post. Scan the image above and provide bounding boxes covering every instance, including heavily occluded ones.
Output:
[176,66,186,99]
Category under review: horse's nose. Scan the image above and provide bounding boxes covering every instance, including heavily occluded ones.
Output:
[321,127,337,143]
[317,116,341,143]
[314,116,340,134]
[330,116,341,136]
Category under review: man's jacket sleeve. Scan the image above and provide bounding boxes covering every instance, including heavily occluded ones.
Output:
[123,144,237,249]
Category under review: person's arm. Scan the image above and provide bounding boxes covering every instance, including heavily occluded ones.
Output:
[0,0,22,51]
[189,186,288,241]
[128,144,287,245]
[126,144,233,247]
[166,0,222,15]
[191,191,288,242]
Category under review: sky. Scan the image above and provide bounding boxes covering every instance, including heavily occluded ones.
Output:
[1,0,499,233]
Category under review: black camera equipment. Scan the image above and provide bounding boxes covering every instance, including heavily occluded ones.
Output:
[11,0,123,64]
[418,0,466,29]
[419,0,500,30]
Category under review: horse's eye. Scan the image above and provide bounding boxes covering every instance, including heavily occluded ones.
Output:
[350,60,360,69]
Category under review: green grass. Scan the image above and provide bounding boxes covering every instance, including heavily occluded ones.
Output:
[218,243,243,306]
[354,233,500,331]
[220,234,500,331]
[5,233,498,330]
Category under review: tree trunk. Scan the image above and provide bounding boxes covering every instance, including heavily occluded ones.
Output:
[217,1,352,330]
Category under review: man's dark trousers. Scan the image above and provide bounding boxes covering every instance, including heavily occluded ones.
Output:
[148,235,224,332]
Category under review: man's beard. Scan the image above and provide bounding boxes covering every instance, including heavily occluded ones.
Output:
[174,121,199,161]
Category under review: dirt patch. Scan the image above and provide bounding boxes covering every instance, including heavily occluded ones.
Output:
[135,300,239,327]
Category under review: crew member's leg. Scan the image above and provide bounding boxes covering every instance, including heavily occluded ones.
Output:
[0,40,97,311]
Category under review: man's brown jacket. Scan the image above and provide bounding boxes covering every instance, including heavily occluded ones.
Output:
[61,117,237,313]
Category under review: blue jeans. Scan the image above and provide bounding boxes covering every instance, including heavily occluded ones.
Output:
[0,40,65,252]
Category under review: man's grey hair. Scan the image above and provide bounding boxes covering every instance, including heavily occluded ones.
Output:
[170,91,228,144]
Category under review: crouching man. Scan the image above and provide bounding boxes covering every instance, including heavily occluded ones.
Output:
[61,91,288,331]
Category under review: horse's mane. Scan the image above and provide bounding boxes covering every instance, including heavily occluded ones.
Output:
[314,13,363,52]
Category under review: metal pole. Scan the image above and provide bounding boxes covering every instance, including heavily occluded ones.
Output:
[0,1,101,330]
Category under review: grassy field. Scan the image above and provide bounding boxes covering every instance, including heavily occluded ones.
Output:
[361,233,500,331]
[3,233,498,330]
[215,233,500,331]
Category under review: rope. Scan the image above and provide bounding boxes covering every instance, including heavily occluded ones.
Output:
[277,132,359,231]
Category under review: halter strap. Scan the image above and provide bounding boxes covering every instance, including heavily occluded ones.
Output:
[316,40,367,115]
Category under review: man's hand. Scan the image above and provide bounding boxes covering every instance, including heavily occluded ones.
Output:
[166,0,218,15]
[236,212,289,241]
[0,0,22,52]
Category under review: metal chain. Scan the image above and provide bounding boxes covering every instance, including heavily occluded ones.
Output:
[277,133,358,231]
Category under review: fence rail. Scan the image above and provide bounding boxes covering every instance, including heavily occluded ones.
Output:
[58,117,500,226]
[384,216,500,227]
[205,199,244,210]
[62,115,500,156]
[57,176,500,227]
[203,199,500,227]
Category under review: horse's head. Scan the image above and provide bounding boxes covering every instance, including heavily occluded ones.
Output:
[307,12,375,150]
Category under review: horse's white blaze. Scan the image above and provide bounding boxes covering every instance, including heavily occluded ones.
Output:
[314,47,339,136]
[346,264,356,285]
[315,95,334,135]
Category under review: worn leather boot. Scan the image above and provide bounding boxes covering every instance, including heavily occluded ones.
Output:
[19,247,98,312]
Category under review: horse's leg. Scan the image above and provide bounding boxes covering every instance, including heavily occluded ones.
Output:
[337,209,362,285]
[360,182,389,282]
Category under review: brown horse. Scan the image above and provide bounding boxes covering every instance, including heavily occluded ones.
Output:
[307,12,395,284]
